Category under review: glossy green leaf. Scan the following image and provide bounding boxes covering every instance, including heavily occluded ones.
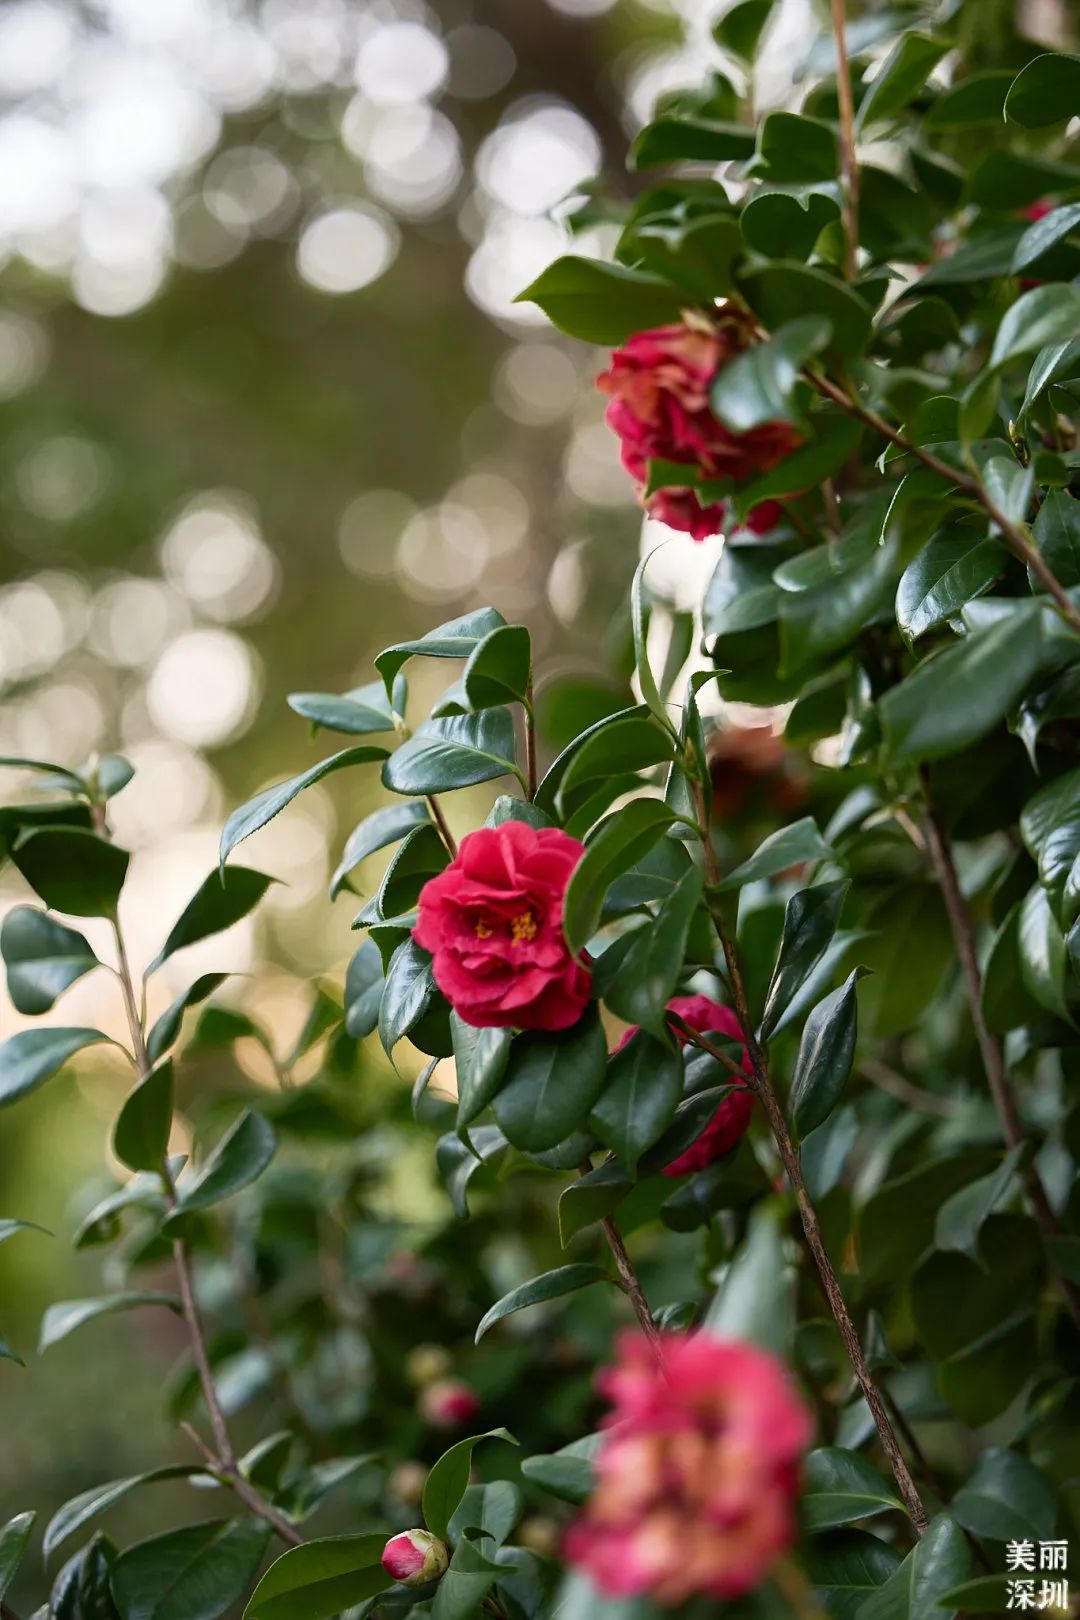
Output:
[740,191,839,261]
[436,1124,507,1219]
[533,703,649,816]
[855,31,950,131]
[802,1448,904,1531]
[950,1448,1056,1545]
[40,1293,181,1352]
[563,800,678,954]
[430,1536,502,1620]
[50,1532,122,1620]
[716,816,833,892]
[934,1147,1023,1265]
[111,1519,270,1620]
[165,1111,277,1223]
[590,1031,683,1174]
[761,880,849,1041]
[452,1015,512,1129]
[989,283,1080,373]
[923,69,1012,128]
[712,0,773,59]
[515,256,686,343]
[286,682,393,735]
[558,1160,632,1247]
[375,608,507,697]
[448,1480,521,1552]
[493,1009,607,1153]
[343,939,382,1039]
[631,549,679,735]
[12,828,128,918]
[1,907,98,1014]
[711,317,830,433]
[244,1534,390,1620]
[377,823,449,917]
[730,415,864,522]
[1031,487,1080,593]
[1017,339,1080,425]
[704,1201,793,1354]
[147,867,274,975]
[557,718,677,819]
[422,1428,518,1542]
[0,1026,112,1108]
[383,711,519,796]
[604,865,703,1032]
[755,112,838,183]
[1004,51,1080,127]
[1012,200,1080,274]
[738,263,871,363]
[146,974,228,1065]
[475,1264,612,1343]
[463,624,531,709]
[44,1470,201,1563]
[378,938,436,1053]
[790,970,861,1140]
[1017,882,1070,1021]
[331,799,429,899]
[804,1529,902,1618]
[521,1435,601,1505]
[857,1514,969,1620]
[221,748,387,871]
[895,529,1003,641]
[858,1149,999,1289]
[0,1511,35,1602]
[629,118,756,171]
[113,1061,173,1174]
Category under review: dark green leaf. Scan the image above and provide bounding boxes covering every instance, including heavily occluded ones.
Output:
[40,1293,181,1352]
[703,1202,793,1353]
[0,1512,35,1602]
[377,824,449,917]
[515,256,686,343]
[563,801,678,954]
[857,1514,969,1620]
[1018,882,1070,1021]
[755,113,838,183]
[165,1111,277,1223]
[383,711,519,796]
[436,1125,507,1218]
[147,868,274,975]
[1,907,98,1014]
[712,0,773,59]
[740,191,839,261]
[629,118,756,171]
[111,1519,270,1620]
[44,1471,201,1563]
[855,32,950,130]
[990,284,1080,373]
[423,1428,518,1542]
[934,1147,1023,1263]
[378,938,436,1053]
[604,866,703,1031]
[1018,339,1080,425]
[475,1264,612,1343]
[711,317,830,432]
[492,1009,607,1153]
[895,530,1003,641]
[464,625,531,709]
[430,1536,502,1620]
[802,1448,904,1531]
[716,816,833,892]
[761,880,849,1041]
[343,939,383,1039]
[1031,488,1080,592]
[146,974,228,1065]
[452,1016,512,1129]
[1012,200,1080,274]
[243,1534,391,1620]
[950,1448,1056,1545]
[286,681,393,735]
[738,263,872,363]
[590,1031,683,1174]
[0,1027,112,1108]
[51,1532,121,1620]
[557,718,677,819]
[331,799,429,900]
[730,415,864,521]
[790,970,861,1139]
[12,828,128,918]
[1004,51,1080,128]
[113,1061,173,1174]
[220,748,387,871]
[805,1529,902,1619]
[858,1149,999,1289]
[521,1435,601,1505]
[558,1160,632,1247]
[923,69,1012,128]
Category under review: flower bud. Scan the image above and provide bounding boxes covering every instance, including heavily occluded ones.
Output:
[420,1376,481,1429]
[381,1528,449,1587]
[389,1460,428,1507]
[406,1343,453,1388]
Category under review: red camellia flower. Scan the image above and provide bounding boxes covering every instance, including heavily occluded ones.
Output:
[565,1330,812,1606]
[617,995,754,1176]
[596,322,802,540]
[420,1377,482,1430]
[414,821,591,1031]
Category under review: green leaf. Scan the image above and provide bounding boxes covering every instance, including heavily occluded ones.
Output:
[0,1027,112,1108]
[711,317,830,432]
[950,1448,1056,1545]
[631,549,680,735]
[12,828,128,918]
[858,1149,999,1289]
[934,1147,1023,1264]
[331,800,429,899]
[147,868,274,975]
[0,1217,49,1246]
[755,112,838,183]
[423,1428,518,1542]
[244,1534,391,1620]
[146,974,228,1065]
[715,816,832,892]
[604,865,703,1031]
[857,1514,969,1620]
[761,880,849,1041]
[221,748,387,871]
[165,1111,276,1225]
[895,530,1004,641]
[880,607,1044,766]
[923,69,1013,128]
[712,0,773,59]
[805,1530,902,1617]
[934,1574,1014,1612]
[113,1061,173,1174]
[475,1265,612,1343]
[1,907,98,1014]
[790,970,861,1140]
[452,1015,512,1129]
[493,1009,607,1153]
[629,118,756,171]
[378,939,436,1053]
[430,1537,502,1620]
[563,801,678,954]
[1017,339,1080,426]
[383,711,519,796]
[628,213,743,302]
[44,1471,200,1563]
[703,1201,793,1353]
[730,414,863,522]
[740,191,839,261]
[534,703,649,816]
[377,824,450,918]
[0,1512,35,1602]
[111,1519,270,1620]
[40,1293,181,1352]
[1004,51,1080,128]
[989,284,1080,374]
[914,223,1025,288]
[515,256,686,343]
[448,1481,520,1553]
[286,682,393,735]
[436,1125,507,1219]
[1012,200,1080,274]
[558,1160,632,1247]
[738,263,872,363]
[51,1532,122,1620]
[521,1435,601,1505]
[1031,487,1080,592]
[855,32,951,131]
[557,718,677,820]
[1017,882,1070,1021]
[464,625,531,709]
[342,939,382,1040]
[802,1448,904,1531]
[590,1031,683,1174]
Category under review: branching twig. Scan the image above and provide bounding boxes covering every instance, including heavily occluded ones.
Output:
[524,682,538,801]
[830,0,860,281]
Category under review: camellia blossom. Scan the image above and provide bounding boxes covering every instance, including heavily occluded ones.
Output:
[381,1528,450,1587]
[414,821,590,1031]
[596,322,802,540]
[420,1376,482,1429]
[565,1330,812,1606]
[617,995,754,1176]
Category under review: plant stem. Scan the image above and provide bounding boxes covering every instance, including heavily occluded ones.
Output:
[809,370,1080,637]
[601,1214,664,1354]
[524,683,538,801]
[921,803,1080,1334]
[858,1057,956,1118]
[830,0,859,281]
[426,795,458,858]
[690,788,929,1533]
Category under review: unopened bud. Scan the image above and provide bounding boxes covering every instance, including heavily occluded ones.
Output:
[420,1377,481,1429]
[381,1528,449,1588]
[389,1460,428,1507]
[406,1343,453,1388]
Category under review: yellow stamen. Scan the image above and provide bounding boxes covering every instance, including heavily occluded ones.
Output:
[510,909,538,944]
[474,919,492,939]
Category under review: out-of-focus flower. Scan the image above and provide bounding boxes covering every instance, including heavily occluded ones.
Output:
[596,321,801,540]
[565,1330,812,1606]
[708,726,808,823]
[389,1461,428,1508]
[420,1377,482,1429]
[414,822,590,1031]
[616,995,753,1176]
[381,1528,450,1587]
[406,1343,454,1387]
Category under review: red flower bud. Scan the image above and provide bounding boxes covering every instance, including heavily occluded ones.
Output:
[420,1377,481,1429]
[381,1529,449,1587]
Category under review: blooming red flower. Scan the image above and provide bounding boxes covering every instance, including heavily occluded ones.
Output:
[565,1330,812,1606]
[596,323,802,541]
[381,1529,449,1587]
[616,995,754,1176]
[414,821,591,1031]
[420,1377,482,1429]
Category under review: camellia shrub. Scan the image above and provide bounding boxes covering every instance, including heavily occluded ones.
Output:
[2,3,1080,1618]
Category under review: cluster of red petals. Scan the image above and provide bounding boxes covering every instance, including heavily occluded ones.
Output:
[414,821,590,1032]
[596,323,801,541]
[566,1330,812,1607]
[616,994,754,1176]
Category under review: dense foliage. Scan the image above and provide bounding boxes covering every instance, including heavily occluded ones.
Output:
[2,2,1080,1618]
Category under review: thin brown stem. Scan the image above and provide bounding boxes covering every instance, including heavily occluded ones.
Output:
[830,0,859,281]
[859,1057,956,1118]
[921,804,1080,1333]
[809,371,1080,637]
[601,1213,664,1354]
[524,683,538,801]
[181,1423,304,1547]
[426,795,458,859]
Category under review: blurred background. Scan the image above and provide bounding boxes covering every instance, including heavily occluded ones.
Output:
[0,0,1073,1596]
